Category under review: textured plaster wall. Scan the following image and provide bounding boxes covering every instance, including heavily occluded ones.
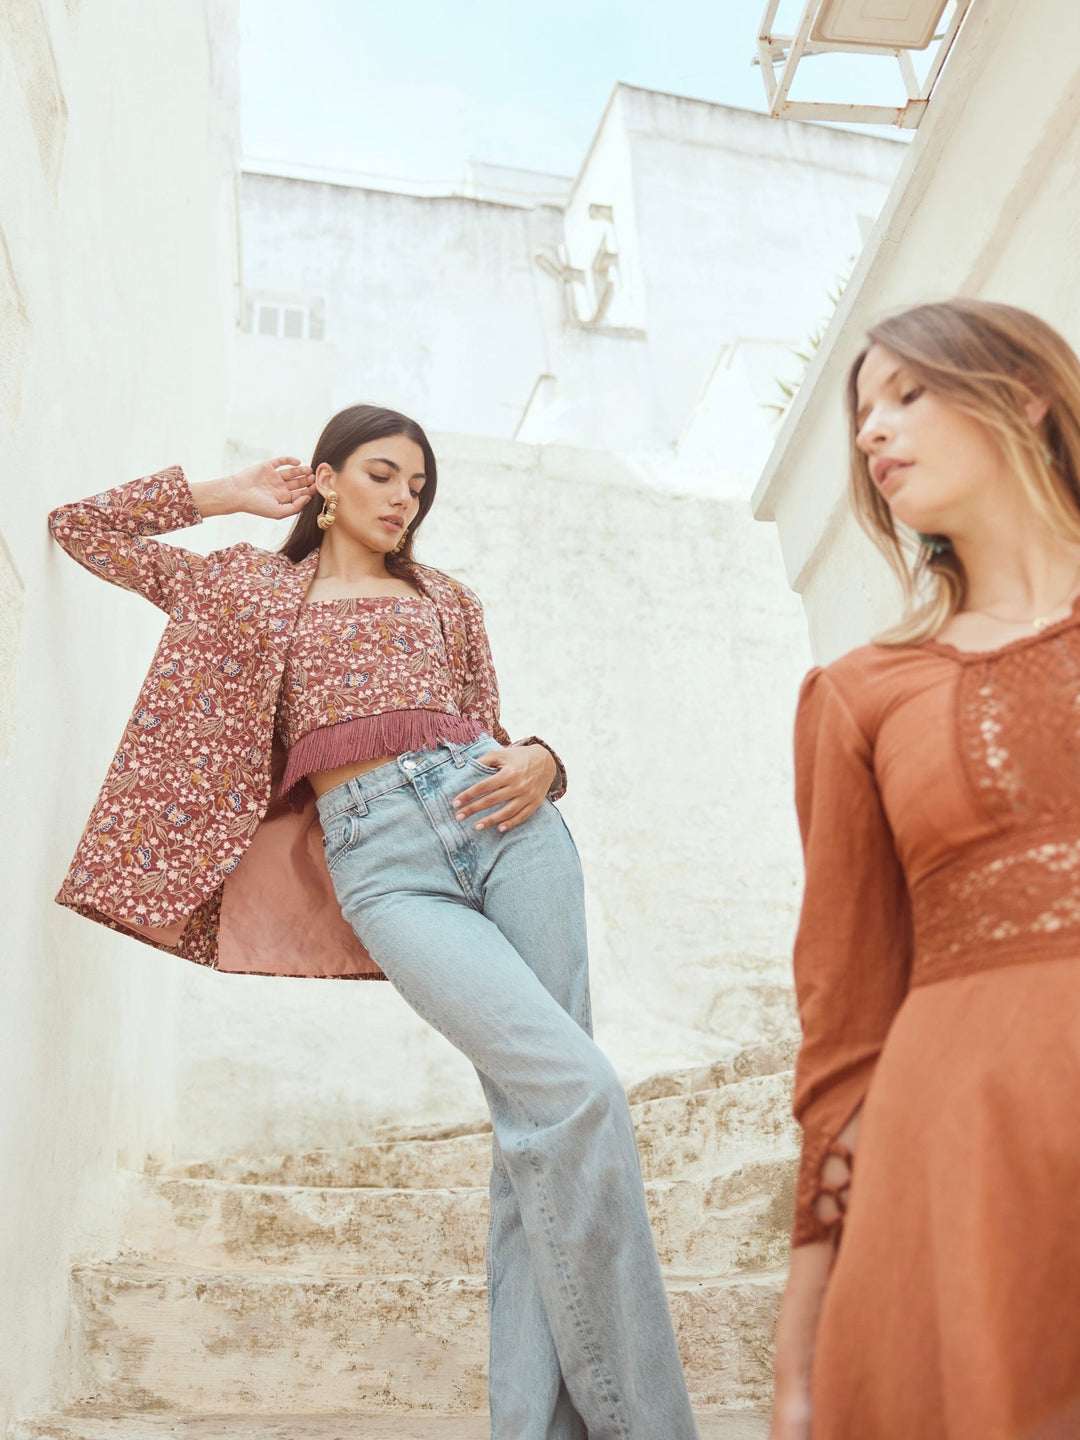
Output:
[559,87,647,335]
[755,0,1080,662]
[0,0,237,1423]
[172,433,811,1160]
[232,175,565,442]
[622,89,901,447]
[234,90,903,464]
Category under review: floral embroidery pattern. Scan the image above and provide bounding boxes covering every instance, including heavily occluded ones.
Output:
[49,468,565,973]
[277,596,464,746]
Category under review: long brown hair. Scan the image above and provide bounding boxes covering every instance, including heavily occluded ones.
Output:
[279,404,439,566]
[846,298,1080,644]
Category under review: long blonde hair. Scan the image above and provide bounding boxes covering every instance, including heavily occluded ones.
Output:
[847,298,1080,645]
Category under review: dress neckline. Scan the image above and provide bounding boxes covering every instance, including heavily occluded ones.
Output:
[300,591,429,608]
[921,591,1080,662]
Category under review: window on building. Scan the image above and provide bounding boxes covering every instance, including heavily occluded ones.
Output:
[253,301,310,339]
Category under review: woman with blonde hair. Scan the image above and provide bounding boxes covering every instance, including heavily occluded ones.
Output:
[769,298,1080,1439]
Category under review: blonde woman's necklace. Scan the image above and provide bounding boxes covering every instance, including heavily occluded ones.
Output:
[964,561,1080,632]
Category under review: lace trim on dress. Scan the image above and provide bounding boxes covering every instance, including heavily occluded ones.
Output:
[906,634,1080,985]
[956,632,1080,826]
[911,823,1080,985]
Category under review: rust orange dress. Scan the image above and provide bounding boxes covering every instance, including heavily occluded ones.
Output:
[790,605,1080,1440]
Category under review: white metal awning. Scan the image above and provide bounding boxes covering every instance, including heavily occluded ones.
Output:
[756,0,973,129]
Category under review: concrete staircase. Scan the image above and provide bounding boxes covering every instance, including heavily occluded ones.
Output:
[13,1042,797,1439]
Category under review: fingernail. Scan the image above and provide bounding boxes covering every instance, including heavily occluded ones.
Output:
[498,824,507,832]
[475,821,484,831]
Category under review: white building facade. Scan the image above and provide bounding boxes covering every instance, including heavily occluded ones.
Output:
[232,85,902,470]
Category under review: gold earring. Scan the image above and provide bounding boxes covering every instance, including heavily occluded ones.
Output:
[316,490,338,530]
[392,525,409,555]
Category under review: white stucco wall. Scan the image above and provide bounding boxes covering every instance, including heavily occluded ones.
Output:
[607,89,901,447]
[232,174,566,443]
[0,0,238,1424]
[171,432,811,1160]
[754,0,1080,662]
[559,88,647,335]
[233,87,903,467]
[674,340,800,499]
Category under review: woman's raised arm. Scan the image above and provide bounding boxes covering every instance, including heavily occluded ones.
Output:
[188,457,314,519]
[48,458,314,613]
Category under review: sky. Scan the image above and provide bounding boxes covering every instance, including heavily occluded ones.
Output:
[239,0,914,185]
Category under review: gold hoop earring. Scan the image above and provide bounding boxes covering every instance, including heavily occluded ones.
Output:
[316,490,338,530]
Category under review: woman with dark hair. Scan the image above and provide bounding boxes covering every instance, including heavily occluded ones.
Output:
[49,404,699,1440]
[769,299,1080,1439]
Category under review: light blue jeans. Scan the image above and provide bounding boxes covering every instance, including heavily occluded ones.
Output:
[316,734,699,1440]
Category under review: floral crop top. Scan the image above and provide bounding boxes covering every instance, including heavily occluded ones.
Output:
[276,594,487,799]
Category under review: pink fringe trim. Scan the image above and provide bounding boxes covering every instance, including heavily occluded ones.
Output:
[280,710,485,807]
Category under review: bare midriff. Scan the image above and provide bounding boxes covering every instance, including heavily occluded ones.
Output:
[307,753,401,798]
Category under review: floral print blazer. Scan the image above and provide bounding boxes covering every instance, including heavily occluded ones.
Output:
[49,467,565,980]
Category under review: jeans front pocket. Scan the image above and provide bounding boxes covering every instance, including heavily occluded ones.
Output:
[322,810,361,875]
[467,751,502,777]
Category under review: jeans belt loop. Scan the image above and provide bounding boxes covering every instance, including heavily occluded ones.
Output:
[345,779,369,815]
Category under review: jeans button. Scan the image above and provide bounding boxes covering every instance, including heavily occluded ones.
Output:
[402,759,417,771]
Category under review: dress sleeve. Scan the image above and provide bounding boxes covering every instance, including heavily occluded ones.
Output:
[790,666,913,1247]
[48,466,205,614]
[455,582,567,801]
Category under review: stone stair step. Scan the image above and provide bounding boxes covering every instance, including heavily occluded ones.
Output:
[120,1157,795,1279]
[651,1164,796,1277]
[71,1261,783,1413]
[165,1071,797,1191]
[119,1177,490,1279]
[622,1039,797,1105]
[10,1420,493,1440]
[12,1411,769,1439]
[632,1073,797,1183]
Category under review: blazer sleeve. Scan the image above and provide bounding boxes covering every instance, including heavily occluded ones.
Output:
[790,665,913,1246]
[48,466,206,614]
[455,582,567,801]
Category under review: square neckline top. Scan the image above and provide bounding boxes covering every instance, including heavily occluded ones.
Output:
[299,590,429,607]
[275,588,484,800]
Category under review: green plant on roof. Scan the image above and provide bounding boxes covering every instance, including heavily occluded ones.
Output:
[763,275,849,423]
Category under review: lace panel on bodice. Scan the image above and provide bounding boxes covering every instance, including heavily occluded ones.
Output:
[957,630,1080,824]
[911,629,1080,985]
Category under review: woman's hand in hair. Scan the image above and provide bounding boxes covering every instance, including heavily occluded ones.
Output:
[452,744,558,834]
[189,457,316,520]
